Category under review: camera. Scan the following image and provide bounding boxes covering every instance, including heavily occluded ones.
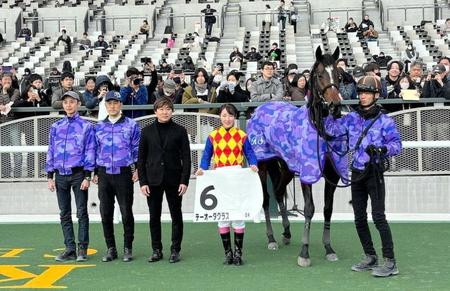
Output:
[174,69,182,74]
[141,57,152,64]
[132,77,142,86]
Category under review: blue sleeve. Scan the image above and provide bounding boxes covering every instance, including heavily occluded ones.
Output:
[383,116,402,157]
[83,124,96,172]
[120,86,132,103]
[200,137,214,170]
[243,137,258,166]
[131,122,141,163]
[46,126,56,173]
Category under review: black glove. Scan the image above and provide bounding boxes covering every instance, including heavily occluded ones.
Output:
[365,145,377,155]
[379,146,387,155]
[330,103,342,119]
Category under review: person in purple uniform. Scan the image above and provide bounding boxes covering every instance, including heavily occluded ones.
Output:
[326,76,402,277]
[46,91,96,262]
[93,91,141,263]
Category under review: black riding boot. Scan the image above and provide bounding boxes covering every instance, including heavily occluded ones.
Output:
[220,232,233,265]
[233,232,244,266]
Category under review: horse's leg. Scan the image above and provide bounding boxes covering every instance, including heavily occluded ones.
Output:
[298,183,314,267]
[323,159,340,262]
[259,161,278,250]
[265,159,284,250]
[275,160,294,245]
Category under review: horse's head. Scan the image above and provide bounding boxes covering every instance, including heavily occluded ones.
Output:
[310,46,341,106]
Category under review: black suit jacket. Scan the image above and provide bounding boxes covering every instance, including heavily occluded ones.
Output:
[138,120,191,187]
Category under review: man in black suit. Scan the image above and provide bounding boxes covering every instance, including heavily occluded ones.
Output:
[137,97,191,263]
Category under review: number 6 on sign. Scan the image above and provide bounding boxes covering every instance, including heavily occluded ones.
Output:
[194,167,263,222]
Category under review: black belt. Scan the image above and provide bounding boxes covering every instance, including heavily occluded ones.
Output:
[55,167,84,175]
[98,166,132,174]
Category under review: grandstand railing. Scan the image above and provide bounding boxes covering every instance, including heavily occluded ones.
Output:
[0,18,6,35]
[23,16,79,34]
[309,7,365,26]
[93,15,150,34]
[380,2,447,30]
[1,100,449,182]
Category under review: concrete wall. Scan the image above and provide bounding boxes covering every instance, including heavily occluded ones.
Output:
[1,176,449,221]
[104,5,155,35]
[0,8,22,41]
[36,7,88,37]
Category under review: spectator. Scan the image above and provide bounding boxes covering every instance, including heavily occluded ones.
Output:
[352,66,365,82]
[250,61,283,102]
[402,44,419,73]
[140,20,150,37]
[182,68,217,114]
[196,55,211,71]
[229,47,244,68]
[166,34,175,49]
[153,79,181,104]
[158,59,172,73]
[277,0,288,31]
[0,73,21,178]
[79,32,91,50]
[363,25,378,41]
[262,5,272,31]
[52,71,82,109]
[290,6,298,33]
[182,56,195,72]
[46,67,61,92]
[94,35,109,57]
[201,4,217,36]
[344,17,358,33]
[336,61,357,100]
[120,67,148,118]
[282,65,298,95]
[385,61,403,99]
[217,71,249,103]
[208,63,224,89]
[169,69,189,89]
[57,29,72,54]
[83,77,97,116]
[439,18,450,40]
[301,69,311,82]
[287,73,308,101]
[438,56,450,82]
[364,63,388,99]
[141,58,158,104]
[245,47,262,62]
[422,64,450,98]
[359,15,374,33]
[19,68,32,95]
[62,60,73,74]
[18,24,32,41]
[372,51,392,68]
[268,42,282,61]
[408,61,425,93]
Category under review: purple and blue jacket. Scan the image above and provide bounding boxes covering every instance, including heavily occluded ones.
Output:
[46,113,96,178]
[95,115,141,174]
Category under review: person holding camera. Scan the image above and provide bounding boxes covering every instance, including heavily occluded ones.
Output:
[141,58,158,107]
[120,67,148,119]
[422,64,450,99]
[217,71,249,103]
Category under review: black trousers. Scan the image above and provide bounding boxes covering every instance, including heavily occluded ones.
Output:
[351,168,394,259]
[98,167,135,249]
[147,177,183,253]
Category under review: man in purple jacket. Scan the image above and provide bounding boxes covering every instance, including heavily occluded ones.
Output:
[326,76,402,278]
[93,91,140,262]
[46,91,96,262]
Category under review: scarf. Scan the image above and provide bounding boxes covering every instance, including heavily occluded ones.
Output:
[195,82,208,95]
[356,104,382,119]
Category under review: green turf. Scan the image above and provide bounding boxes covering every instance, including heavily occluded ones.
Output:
[0,222,449,290]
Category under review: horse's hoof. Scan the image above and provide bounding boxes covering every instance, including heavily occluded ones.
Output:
[282,236,291,245]
[297,256,311,267]
[268,242,279,250]
[326,253,339,262]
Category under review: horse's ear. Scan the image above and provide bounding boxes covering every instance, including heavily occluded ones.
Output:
[332,46,340,61]
[315,46,323,62]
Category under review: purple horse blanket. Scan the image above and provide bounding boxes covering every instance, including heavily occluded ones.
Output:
[246,102,348,184]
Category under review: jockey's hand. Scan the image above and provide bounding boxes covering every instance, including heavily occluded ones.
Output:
[196,169,204,176]
[365,145,377,155]
[250,165,258,172]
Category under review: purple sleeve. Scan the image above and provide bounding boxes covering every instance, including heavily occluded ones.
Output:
[383,117,402,157]
[131,122,141,163]
[83,124,96,173]
[46,126,56,176]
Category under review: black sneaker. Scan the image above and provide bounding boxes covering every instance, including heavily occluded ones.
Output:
[169,251,180,263]
[123,248,133,262]
[351,254,378,272]
[76,248,88,262]
[372,258,399,277]
[224,251,234,265]
[55,249,76,262]
[148,250,163,263]
[102,247,118,262]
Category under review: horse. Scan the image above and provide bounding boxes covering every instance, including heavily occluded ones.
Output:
[247,46,347,267]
